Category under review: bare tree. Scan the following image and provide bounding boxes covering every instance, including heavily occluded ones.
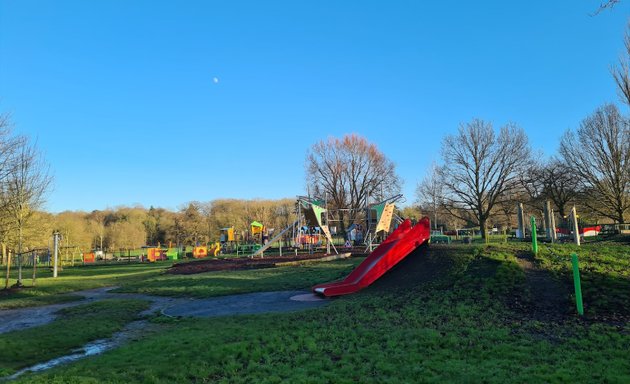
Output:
[521,158,580,217]
[560,103,630,223]
[306,134,401,234]
[594,0,622,15]
[0,114,18,266]
[438,119,531,239]
[611,23,630,106]
[1,136,52,286]
[416,163,443,230]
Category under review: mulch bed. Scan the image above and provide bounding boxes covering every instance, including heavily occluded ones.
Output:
[167,252,365,275]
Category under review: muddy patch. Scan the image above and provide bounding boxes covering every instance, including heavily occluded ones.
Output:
[369,245,452,292]
[514,251,572,322]
[167,253,355,275]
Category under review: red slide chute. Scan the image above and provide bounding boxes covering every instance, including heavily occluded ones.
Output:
[312,217,430,297]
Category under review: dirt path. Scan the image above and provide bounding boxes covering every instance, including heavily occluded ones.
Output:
[167,252,353,274]
[163,290,328,317]
[1,288,328,380]
[0,287,185,334]
[514,251,571,321]
[0,287,327,335]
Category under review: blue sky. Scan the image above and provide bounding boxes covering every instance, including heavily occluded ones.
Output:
[1,1,628,213]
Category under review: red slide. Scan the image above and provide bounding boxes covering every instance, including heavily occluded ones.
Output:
[312,217,430,297]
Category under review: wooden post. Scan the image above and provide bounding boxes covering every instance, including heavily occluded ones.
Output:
[5,250,11,289]
[32,251,37,287]
[517,203,526,239]
[53,232,60,278]
[543,201,554,242]
[570,206,581,246]
[550,207,557,242]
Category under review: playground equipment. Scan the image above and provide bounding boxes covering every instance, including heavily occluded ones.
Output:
[363,195,404,251]
[251,221,265,244]
[220,227,235,243]
[251,196,340,257]
[245,193,404,258]
[192,246,208,259]
[299,197,337,254]
[208,242,221,257]
[147,248,167,262]
[251,219,300,257]
[312,217,431,297]
[83,252,95,263]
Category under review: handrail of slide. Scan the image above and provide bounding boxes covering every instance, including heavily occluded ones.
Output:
[251,220,300,257]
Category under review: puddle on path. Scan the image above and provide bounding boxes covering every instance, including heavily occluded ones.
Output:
[5,319,150,381]
[1,288,327,380]
[0,287,182,335]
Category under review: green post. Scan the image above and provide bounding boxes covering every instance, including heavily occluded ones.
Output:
[571,253,584,316]
[530,216,538,256]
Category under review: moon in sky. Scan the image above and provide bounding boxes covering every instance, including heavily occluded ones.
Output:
[213,77,219,84]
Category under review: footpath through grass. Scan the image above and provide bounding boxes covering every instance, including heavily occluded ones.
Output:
[0,263,170,309]
[0,299,149,377]
[10,242,630,383]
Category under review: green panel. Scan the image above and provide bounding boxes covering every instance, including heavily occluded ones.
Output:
[303,204,327,227]
[372,202,386,222]
[166,249,179,260]
[311,205,326,226]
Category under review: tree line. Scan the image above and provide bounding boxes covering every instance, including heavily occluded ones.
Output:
[416,25,630,237]
[0,199,298,257]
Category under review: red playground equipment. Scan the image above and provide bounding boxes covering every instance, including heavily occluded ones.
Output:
[312,217,431,297]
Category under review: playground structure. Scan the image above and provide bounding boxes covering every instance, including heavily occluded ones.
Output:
[248,194,404,258]
[250,221,265,244]
[216,225,264,255]
[313,217,431,297]
[147,248,168,262]
[192,243,221,259]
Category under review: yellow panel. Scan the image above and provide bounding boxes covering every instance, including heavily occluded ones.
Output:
[376,204,395,233]
[228,227,235,242]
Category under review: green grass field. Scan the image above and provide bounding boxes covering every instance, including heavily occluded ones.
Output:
[1,241,629,383]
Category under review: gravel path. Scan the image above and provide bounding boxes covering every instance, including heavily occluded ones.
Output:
[163,290,328,318]
[0,287,328,335]
[1,288,328,379]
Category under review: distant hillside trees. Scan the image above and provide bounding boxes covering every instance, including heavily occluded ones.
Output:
[26,198,301,257]
[55,211,94,251]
